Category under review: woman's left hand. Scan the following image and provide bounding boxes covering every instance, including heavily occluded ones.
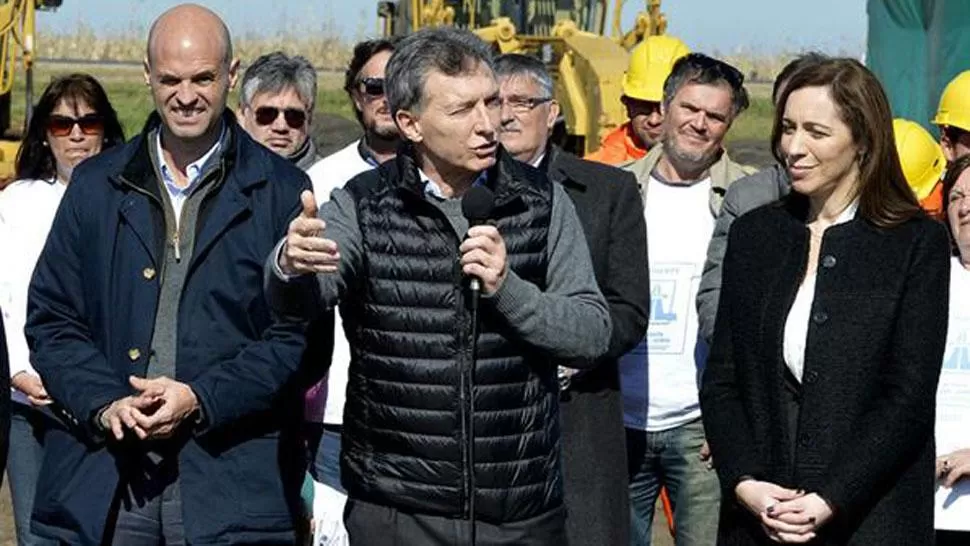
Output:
[763,493,834,543]
[938,449,970,488]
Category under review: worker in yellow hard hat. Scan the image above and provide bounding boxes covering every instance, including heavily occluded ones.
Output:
[933,70,970,162]
[586,34,689,166]
[894,118,947,220]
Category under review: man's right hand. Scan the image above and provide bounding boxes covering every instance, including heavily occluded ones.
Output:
[98,395,163,441]
[279,190,340,276]
[11,372,52,407]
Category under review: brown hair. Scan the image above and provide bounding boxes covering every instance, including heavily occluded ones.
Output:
[771,58,920,228]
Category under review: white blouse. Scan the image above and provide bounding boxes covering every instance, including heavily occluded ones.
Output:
[782,200,859,382]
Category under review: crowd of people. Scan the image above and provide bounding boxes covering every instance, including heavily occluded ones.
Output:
[0,2,968,545]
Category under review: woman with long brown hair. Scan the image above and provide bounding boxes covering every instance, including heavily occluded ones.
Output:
[0,73,123,546]
[701,58,950,544]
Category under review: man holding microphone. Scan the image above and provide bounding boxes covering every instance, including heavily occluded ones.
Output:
[266,27,610,545]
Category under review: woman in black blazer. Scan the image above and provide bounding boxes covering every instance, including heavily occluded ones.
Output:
[701,58,950,545]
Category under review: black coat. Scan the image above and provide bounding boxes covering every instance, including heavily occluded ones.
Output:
[701,196,950,545]
[26,115,311,545]
[543,146,649,545]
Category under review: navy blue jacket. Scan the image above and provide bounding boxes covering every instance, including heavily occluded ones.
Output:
[25,114,311,545]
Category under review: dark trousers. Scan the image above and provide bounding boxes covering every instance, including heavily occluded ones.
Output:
[344,498,567,546]
[8,403,59,546]
[104,453,185,546]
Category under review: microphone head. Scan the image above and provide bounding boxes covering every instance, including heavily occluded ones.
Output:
[461,185,495,226]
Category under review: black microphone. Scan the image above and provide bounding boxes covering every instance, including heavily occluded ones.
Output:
[461,186,496,293]
[459,184,494,546]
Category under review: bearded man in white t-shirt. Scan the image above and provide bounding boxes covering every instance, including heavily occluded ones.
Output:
[621,52,755,546]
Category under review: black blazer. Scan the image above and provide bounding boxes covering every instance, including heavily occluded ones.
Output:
[701,196,950,545]
[543,145,649,546]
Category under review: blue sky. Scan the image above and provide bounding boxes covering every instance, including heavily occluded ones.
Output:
[39,0,867,55]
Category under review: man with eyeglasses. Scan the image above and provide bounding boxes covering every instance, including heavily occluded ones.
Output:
[239,51,321,170]
[296,37,399,546]
[495,52,649,546]
[620,52,754,546]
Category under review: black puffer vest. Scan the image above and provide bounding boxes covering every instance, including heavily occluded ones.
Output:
[339,148,562,524]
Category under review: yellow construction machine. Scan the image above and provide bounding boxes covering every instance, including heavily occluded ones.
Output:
[377,0,668,156]
[0,0,61,184]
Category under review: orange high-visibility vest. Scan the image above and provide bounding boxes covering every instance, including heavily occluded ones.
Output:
[920,180,945,221]
[585,122,648,166]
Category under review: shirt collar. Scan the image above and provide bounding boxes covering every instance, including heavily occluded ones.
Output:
[154,121,226,195]
[419,168,487,200]
[834,198,860,225]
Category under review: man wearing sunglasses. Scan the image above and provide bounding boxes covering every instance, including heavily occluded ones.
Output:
[620,52,754,546]
[586,35,690,166]
[239,51,320,170]
[25,4,312,544]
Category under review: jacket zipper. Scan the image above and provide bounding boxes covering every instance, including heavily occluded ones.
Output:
[454,235,474,520]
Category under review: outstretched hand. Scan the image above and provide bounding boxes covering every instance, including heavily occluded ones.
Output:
[279,190,340,276]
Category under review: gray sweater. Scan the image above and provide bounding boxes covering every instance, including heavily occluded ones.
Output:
[267,180,611,362]
[696,163,791,343]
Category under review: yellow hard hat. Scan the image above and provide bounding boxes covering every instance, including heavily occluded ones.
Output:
[893,118,946,200]
[622,35,690,103]
[933,70,970,132]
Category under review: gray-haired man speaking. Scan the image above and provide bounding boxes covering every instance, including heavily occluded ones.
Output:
[265,27,610,545]
[239,51,321,170]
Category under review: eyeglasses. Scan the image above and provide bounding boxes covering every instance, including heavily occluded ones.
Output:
[500,96,553,114]
[357,77,385,98]
[254,106,308,129]
[47,114,104,137]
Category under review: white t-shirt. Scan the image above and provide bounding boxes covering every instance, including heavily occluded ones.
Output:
[0,178,66,405]
[935,257,970,530]
[620,174,714,432]
[306,140,376,426]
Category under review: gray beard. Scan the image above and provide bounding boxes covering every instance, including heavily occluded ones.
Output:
[663,138,716,173]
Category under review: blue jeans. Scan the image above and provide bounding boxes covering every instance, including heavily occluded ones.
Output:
[626,418,720,546]
[7,403,59,546]
[310,425,345,494]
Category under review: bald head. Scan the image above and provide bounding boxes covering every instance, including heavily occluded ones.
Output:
[147,3,233,67]
[143,3,240,149]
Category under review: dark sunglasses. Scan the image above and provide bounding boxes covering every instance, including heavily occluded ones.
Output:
[47,114,104,137]
[358,77,385,98]
[254,106,307,129]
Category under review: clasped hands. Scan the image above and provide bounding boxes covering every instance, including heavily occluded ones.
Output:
[735,479,835,543]
[99,376,200,441]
